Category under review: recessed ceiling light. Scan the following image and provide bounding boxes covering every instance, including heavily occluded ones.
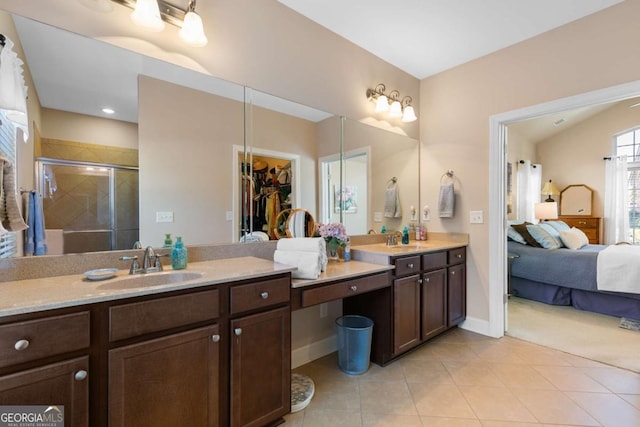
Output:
[102,107,115,115]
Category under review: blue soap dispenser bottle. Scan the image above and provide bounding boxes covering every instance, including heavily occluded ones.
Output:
[171,236,188,270]
[402,226,410,245]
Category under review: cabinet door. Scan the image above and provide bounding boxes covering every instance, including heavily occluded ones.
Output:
[230,306,290,427]
[0,356,89,427]
[393,275,421,355]
[109,325,220,427]
[422,269,447,340]
[448,264,466,326]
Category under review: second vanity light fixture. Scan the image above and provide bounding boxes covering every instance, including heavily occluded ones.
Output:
[112,0,208,46]
[366,83,417,123]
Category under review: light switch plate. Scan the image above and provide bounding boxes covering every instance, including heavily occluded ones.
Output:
[156,211,174,223]
[373,212,383,222]
[470,210,483,224]
[225,211,233,221]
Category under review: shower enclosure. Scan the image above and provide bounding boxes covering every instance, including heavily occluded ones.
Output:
[36,159,139,254]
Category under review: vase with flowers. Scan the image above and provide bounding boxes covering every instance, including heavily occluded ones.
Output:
[316,222,348,261]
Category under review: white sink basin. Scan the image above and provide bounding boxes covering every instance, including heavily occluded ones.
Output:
[97,271,204,290]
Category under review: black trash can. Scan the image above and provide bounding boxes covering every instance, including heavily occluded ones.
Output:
[335,315,374,375]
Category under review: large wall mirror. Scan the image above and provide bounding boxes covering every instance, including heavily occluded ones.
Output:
[5,9,419,257]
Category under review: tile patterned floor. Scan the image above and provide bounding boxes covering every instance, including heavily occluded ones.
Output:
[283,328,640,426]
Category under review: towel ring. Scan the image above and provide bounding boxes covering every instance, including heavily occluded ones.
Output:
[440,170,454,184]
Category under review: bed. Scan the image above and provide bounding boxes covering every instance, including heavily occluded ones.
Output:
[507,235,640,321]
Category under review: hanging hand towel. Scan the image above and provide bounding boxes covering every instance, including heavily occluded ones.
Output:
[30,191,47,255]
[0,156,28,232]
[383,179,402,218]
[438,182,455,218]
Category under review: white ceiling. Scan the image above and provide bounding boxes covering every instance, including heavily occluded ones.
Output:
[278,0,623,79]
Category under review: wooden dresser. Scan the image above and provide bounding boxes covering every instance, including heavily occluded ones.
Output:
[559,216,602,244]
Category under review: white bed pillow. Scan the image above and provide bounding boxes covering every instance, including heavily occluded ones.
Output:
[559,227,589,250]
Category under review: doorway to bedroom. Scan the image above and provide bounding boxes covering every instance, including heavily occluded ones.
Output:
[493,80,640,372]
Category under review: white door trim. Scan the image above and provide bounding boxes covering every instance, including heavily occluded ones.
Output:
[488,80,640,338]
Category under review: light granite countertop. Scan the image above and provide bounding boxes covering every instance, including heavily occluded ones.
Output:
[291,260,394,289]
[0,256,295,317]
[351,239,468,264]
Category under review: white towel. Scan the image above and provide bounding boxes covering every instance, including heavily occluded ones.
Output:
[277,237,327,271]
[438,183,455,218]
[274,249,322,279]
[384,181,402,218]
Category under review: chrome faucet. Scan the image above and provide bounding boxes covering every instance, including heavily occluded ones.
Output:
[386,232,400,246]
[367,229,377,234]
[120,246,164,275]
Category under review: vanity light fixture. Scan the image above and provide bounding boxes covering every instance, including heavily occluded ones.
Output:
[366,83,417,123]
[112,0,209,46]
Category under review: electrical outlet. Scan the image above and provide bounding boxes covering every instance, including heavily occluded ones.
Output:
[225,211,233,221]
[156,211,174,223]
[373,212,383,222]
[470,210,484,224]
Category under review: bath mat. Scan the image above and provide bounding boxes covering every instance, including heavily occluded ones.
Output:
[291,373,314,412]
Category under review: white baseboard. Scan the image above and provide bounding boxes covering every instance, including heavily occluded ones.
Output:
[460,315,500,338]
[291,334,337,369]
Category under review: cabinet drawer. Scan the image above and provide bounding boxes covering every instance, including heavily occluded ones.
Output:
[422,252,447,271]
[0,312,90,368]
[394,256,421,277]
[449,247,466,265]
[230,277,290,315]
[110,289,220,342]
[564,217,599,228]
[301,272,390,307]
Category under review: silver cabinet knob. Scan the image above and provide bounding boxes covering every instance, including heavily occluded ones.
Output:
[14,339,29,351]
[408,263,414,268]
[457,254,462,258]
[234,328,242,336]
[451,271,456,276]
[260,291,269,299]
[418,279,423,284]
[425,277,430,283]
[211,334,220,342]
[74,370,87,381]
[350,285,357,292]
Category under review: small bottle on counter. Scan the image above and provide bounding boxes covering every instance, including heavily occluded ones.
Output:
[171,236,188,270]
[344,237,351,262]
[402,226,410,245]
[381,225,387,234]
[163,233,173,247]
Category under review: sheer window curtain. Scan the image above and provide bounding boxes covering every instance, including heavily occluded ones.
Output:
[603,156,629,244]
[516,160,542,223]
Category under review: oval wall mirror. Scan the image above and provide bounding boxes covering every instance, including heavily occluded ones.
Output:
[285,209,316,238]
[273,209,292,239]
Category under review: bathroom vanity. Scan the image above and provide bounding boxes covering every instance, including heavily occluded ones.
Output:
[0,236,467,426]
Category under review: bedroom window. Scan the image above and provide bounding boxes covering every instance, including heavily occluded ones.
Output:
[614,128,640,244]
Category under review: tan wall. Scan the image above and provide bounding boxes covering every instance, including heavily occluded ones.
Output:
[42,109,138,149]
[420,0,640,322]
[537,99,640,218]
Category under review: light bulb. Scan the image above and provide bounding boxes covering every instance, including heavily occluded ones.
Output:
[402,105,417,122]
[179,10,208,46]
[375,95,389,113]
[131,0,165,32]
[389,100,402,118]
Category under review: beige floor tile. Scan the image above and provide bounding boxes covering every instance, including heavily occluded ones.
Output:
[306,380,361,411]
[282,410,305,426]
[361,413,423,426]
[429,342,479,361]
[444,361,507,387]
[579,366,640,394]
[467,340,528,365]
[400,359,454,384]
[421,416,482,426]
[532,366,610,392]
[489,364,557,390]
[509,388,599,426]
[409,382,476,418]
[358,360,407,382]
[480,421,541,427]
[458,385,537,423]
[619,393,640,410]
[566,391,640,427]
[359,380,418,415]
[298,409,362,427]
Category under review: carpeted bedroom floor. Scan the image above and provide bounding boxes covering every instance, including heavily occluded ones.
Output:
[507,297,640,373]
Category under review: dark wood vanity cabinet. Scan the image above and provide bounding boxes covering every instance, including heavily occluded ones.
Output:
[346,246,467,365]
[0,311,91,426]
[0,273,291,427]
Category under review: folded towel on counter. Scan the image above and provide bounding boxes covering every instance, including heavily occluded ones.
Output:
[274,249,322,279]
[276,237,327,271]
[384,180,402,218]
[438,182,455,218]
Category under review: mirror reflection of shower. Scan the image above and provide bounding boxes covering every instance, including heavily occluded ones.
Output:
[36,159,139,254]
